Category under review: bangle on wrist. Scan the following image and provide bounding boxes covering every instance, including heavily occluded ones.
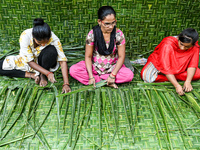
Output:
[89,77,94,80]
[111,72,116,77]
[46,72,53,77]
[175,84,182,88]
[63,83,70,87]
[109,75,115,79]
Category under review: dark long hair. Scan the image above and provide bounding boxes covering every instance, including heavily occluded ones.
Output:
[32,18,51,41]
[178,28,199,45]
[93,6,116,55]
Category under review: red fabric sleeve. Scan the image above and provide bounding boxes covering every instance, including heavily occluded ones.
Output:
[188,45,199,68]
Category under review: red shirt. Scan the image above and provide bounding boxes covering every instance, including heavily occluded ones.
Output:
[148,36,199,74]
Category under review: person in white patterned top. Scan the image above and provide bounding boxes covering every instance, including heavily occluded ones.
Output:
[0,18,71,93]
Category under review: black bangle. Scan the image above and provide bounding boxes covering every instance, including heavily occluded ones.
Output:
[109,75,115,79]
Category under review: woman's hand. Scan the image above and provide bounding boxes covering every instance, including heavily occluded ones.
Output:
[183,81,193,92]
[62,85,71,93]
[106,75,115,85]
[88,77,96,87]
[106,74,118,89]
[47,73,57,83]
[175,85,185,95]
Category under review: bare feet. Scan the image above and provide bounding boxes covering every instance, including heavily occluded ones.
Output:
[25,72,40,84]
[107,83,118,89]
[39,74,48,87]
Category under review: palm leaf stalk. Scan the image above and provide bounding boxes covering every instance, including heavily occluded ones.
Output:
[1,88,22,130]
[69,93,77,147]
[59,96,65,111]
[85,92,94,128]
[23,114,51,150]
[32,93,56,139]
[112,90,120,141]
[0,124,26,147]
[34,121,51,150]
[52,85,61,143]
[57,80,107,97]
[0,88,11,116]
[27,87,39,120]
[72,93,96,150]
[192,90,200,102]
[186,119,200,129]
[185,93,200,113]
[125,91,134,130]
[0,133,34,147]
[170,91,186,118]
[95,88,102,147]
[107,89,118,143]
[0,85,8,96]
[159,91,189,148]
[168,92,189,135]
[19,121,29,149]
[73,92,82,145]
[62,100,96,150]
[0,88,32,140]
[52,85,61,124]
[63,96,70,131]
[129,88,139,129]
[80,133,101,148]
[140,87,163,149]
[118,89,135,144]
[102,90,113,138]
[0,89,12,137]
[152,89,173,149]
[28,90,43,124]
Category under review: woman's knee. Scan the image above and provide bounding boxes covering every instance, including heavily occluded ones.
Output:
[69,61,87,77]
[125,69,134,82]
[45,45,58,57]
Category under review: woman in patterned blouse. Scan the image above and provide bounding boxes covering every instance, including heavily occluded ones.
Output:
[0,18,71,93]
[70,6,133,88]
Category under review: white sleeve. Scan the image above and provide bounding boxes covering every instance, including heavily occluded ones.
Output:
[50,32,67,62]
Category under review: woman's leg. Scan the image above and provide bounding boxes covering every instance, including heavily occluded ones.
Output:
[37,45,58,86]
[141,61,168,82]
[69,61,101,85]
[38,45,58,70]
[0,59,40,83]
[100,64,134,83]
[0,59,26,78]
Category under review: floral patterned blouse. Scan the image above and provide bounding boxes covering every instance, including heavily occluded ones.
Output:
[86,29,125,75]
[2,28,67,76]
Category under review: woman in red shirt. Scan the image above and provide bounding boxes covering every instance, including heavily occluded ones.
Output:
[141,28,200,95]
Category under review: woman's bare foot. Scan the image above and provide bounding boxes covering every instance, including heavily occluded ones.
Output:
[25,72,40,84]
[34,76,40,84]
[107,83,118,89]
[39,74,48,87]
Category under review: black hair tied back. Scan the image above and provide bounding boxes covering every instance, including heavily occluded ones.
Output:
[178,28,199,45]
[32,18,51,41]
[33,18,44,27]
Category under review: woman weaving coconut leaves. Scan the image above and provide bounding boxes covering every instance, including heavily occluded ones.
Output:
[0,18,71,93]
[141,28,200,95]
[70,6,134,88]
